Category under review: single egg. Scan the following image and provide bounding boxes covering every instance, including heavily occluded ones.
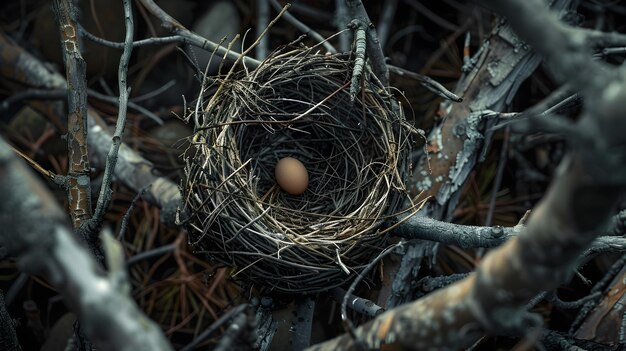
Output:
[275,157,309,195]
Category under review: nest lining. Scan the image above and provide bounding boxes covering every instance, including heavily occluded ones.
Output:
[182,47,418,293]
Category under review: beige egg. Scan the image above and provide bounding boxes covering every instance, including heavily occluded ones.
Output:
[275,157,309,195]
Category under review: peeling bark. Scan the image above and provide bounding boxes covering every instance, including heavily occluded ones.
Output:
[308,0,626,348]
[0,30,181,226]
[53,0,93,230]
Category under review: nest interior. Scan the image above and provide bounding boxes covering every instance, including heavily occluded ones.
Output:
[182,47,417,293]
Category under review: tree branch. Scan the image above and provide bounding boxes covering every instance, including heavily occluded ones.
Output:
[268,0,337,54]
[307,0,626,348]
[52,0,93,232]
[0,137,172,351]
[345,0,389,87]
[86,0,135,236]
[393,213,626,251]
[410,19,546,217]
[136,0,261,68]
[0,29,182,226]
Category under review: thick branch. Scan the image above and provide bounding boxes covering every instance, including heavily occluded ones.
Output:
[309,0,626,349]
[345,0,389,86]
[53,0,93,230]
[0,30,182,226]
[309,147,624,351]
[0,137,171,351]
[393,215,626,255]
[410,20,544,216]
[480,0,603,87]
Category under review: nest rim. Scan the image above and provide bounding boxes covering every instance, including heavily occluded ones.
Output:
[182,46,421,293]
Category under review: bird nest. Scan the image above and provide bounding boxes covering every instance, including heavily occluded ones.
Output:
[181,46,419,293]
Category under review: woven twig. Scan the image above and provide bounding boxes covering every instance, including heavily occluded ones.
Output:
[182,46,419,293]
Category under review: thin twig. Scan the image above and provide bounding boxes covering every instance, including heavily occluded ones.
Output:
[546,291,602,310]
[130,79,176,103]
[79,23,182,48]
[387,65,463,102]
[0,87,164,125]
[0,89,66,112]
[570,253,626,333]
[86,0,135,236]
[9,146,56,181]
[118,185,150,240]
[214,305,256,351]
[137,0,261,68]
[404,0,458,32]
[125,243,177,266]
[87,88,163,125]
[342,241,404,340]
[485,128,509,227]
[205,4,291,110]
[268,0,337,53]
[180,304,249,351]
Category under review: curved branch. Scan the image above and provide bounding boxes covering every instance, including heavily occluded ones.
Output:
[0,137,172,351]
[308,0,626,348]
[0,30,182,226]
[137,0,261,68]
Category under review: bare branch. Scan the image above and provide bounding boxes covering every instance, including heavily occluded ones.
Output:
[348,19,367,100]
[308,0,626,348]
[79,23,183,49]
[0,87,164,125]
[345,0,389,87]
[387,65,463,102]
[0,137,172,351]
[393,214,626,255]
[332,288,385,317]
[268,0,337,54]
[52,0,93,231]
[87,0,135,235]
[181,304,250,351]
[137,0,261,68]
[0,29,182,226]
